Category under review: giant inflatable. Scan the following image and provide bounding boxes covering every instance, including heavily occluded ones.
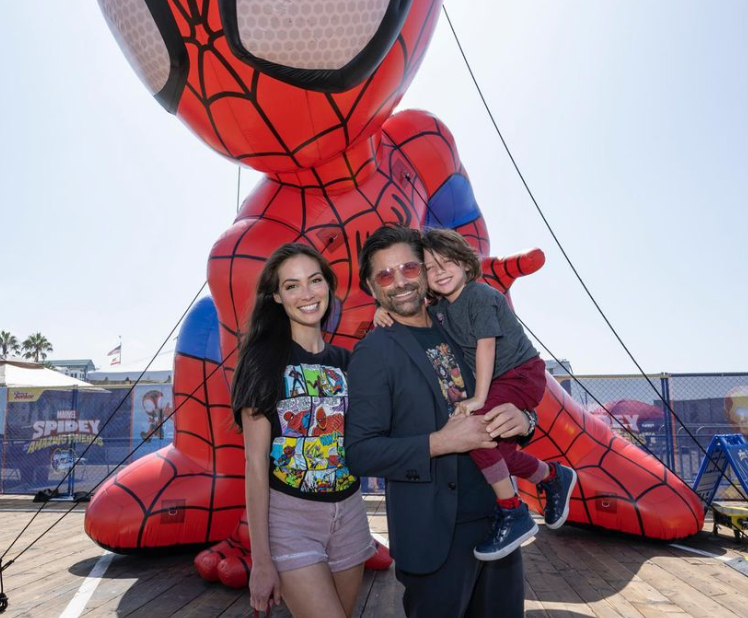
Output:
[85,0,704,587]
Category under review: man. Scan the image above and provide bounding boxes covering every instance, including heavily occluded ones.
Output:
[346,225,534,617]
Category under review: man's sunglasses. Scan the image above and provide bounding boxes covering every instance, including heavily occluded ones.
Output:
[372,261,423,287]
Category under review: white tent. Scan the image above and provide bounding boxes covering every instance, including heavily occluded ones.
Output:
[0,358,101,390]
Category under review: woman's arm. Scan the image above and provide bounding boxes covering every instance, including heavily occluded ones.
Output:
[242,409,281,613]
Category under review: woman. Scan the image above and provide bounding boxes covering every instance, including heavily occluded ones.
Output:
[232,243,376,617]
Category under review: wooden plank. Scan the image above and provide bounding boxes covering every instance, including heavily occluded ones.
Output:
[633,561,740,618]
[84,557,198,617]
[589,537,740,618]
[654,560,748,617]
[538,530,645,618]
[81,553,189,616]
[574,539,683,615]
[3,532,98,582]
[524,578,551,618]
[358,569,404,618]
[168,585,244,618]
[8,554,106,617]
[3,544,102,594]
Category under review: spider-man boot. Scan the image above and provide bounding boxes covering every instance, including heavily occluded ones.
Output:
[479,251,704,539]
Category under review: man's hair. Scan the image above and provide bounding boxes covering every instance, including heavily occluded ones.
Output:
[358,224,424,295]
[422,228,482,284]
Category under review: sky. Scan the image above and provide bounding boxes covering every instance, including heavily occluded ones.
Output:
[1,1,746,375]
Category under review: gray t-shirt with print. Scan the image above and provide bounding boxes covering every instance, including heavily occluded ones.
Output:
[428,281,538,379]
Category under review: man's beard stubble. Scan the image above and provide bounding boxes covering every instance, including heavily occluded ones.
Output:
[377,283,426,318]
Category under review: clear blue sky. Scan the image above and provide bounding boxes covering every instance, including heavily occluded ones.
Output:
[1,1,746,374]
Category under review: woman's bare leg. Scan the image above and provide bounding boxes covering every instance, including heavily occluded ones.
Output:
[279,562,348,618]
[332,563,365,617]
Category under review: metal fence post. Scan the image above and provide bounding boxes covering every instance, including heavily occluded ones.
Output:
[661,374,675,471]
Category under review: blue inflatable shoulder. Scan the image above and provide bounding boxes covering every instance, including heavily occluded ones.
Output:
[175,296,223,364]
[424,174,481,229]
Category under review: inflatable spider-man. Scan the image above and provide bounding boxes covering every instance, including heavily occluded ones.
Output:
[85,0,704,588]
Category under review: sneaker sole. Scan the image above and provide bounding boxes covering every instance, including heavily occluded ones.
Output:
[546,467,578,530]
[473,522,539,561]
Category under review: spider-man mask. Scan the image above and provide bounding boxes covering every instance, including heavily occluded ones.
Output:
[97,0,440,173]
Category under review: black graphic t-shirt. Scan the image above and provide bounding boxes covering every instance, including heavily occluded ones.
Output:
[407,329,469,415]
[405,324,492,522]
[268,342,360,502]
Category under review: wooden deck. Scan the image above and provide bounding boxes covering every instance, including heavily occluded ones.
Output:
[1,495,747,617]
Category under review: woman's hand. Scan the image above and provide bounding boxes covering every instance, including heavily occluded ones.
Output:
[249,559,281,614]
[372,306,394,328]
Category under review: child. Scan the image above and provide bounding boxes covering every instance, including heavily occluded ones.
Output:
[374,228,577,561]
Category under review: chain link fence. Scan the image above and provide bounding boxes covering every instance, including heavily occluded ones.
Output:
[2,373,746,499]
[559,372,748,499]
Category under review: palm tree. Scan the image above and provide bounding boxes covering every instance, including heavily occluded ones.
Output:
[0,330,21,358]
[22,333,54,362]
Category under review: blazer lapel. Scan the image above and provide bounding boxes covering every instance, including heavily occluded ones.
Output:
[385,322,450,424]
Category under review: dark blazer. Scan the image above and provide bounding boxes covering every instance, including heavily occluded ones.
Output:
[346,320,496,574]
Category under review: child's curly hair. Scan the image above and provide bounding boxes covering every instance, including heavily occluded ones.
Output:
[421,228,482,286]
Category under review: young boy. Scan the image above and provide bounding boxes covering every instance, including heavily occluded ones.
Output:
[374,228,577,560]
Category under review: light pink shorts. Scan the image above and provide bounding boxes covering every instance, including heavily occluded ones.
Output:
[268,488,376,573]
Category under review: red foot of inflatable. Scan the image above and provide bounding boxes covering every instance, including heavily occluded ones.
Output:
[366,541,393,571]
[84,344,245,552]
[218,555,254,589]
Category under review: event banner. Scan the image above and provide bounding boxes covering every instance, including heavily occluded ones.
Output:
[130,384,174,456]
[1,385,173,494]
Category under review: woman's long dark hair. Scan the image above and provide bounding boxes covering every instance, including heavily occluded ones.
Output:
[231,243,337,427]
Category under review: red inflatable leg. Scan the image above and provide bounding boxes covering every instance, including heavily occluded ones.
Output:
[85,345,245,551]
[478,257,704,539]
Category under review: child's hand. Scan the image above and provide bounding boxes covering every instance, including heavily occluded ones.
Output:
[457,398,485,416]
[373,306,394,328]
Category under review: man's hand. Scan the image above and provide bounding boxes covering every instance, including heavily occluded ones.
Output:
[483,403,531,440]
[430,414,497,456]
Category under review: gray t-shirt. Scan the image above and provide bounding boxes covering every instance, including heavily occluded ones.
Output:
[428,281,538,379]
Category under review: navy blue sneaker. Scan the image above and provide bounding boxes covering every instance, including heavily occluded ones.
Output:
[537,462,578,530]
[473,502,538,561]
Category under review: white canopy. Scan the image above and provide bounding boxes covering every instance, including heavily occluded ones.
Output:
[0,358,100,389]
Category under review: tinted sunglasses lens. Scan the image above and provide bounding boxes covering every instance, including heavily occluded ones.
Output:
[402,262,422,278]
[373,269,395,286]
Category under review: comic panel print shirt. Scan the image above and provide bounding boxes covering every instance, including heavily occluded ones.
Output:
[268,342,360,502]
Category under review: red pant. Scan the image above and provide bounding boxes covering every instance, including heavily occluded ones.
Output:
[470,356,546,484]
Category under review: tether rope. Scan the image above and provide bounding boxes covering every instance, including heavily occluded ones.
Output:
[441,4,747,502]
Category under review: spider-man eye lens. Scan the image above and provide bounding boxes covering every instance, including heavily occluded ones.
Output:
[98,0,170,95]
[220,0,413,93]
[98,0,188,113]
[232,0,391,71]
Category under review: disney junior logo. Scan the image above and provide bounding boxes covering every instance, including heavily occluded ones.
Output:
[11,391,34,401]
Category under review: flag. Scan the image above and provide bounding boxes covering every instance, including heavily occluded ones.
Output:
[107,344,121,356]
[110,356,121,366]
